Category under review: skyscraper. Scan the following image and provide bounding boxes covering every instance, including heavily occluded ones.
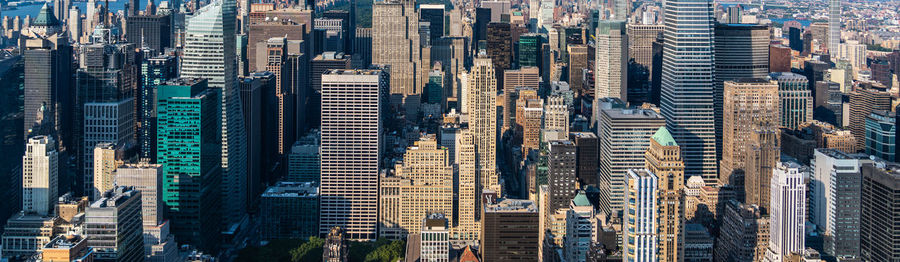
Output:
[372,0,422,109]
[468,57,499,194]
[714,24,771,161]
[720,79,779,185]
[125,14,172,54]
[597,108,665,216]
[571,132,599,187]
[765,162,807,261]
[319,70,385,240]
[865,110,896,160]
[660,0,718,182]
[548,140,576,212]
[849,85,891,149]
[386,136,454,236]
[83,98,135,196]
[518,34,542,68]
[182,0,248,228]
[828,0,840,54]
[453,129,479,241]
[92,143,119,200]
[23,136,59,216]
[623,169,659,261]
[715,199,769,261]
[771,72,813,130]
[23,4,73,153]
[860,162,900,261]
[156,78,221,252]
[139,55,177,161]
[595,21,627,101]
[563,192,594,262]
[480,198,540,261]
[85,187,144,262]
[567,44,589,93]
[116,162,178,261]
[645,127,685,262]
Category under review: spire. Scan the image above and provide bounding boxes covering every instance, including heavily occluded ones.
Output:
[33,3,61,27]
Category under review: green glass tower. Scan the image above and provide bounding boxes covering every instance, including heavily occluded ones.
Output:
[518,34,541,68]
[156,78,221,252]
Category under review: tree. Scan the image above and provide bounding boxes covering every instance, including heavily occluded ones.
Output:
[290,237,325,262]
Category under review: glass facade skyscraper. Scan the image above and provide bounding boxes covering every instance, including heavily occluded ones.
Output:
[660,0,718,183]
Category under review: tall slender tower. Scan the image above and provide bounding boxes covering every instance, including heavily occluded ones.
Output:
[180,0,247,226]
[453,129,479,241]
[660,0,718,182]
[720,79,779,185]
[645,127,685,262]
[623,169,659,261]
[595,21,627,102]
[765,162,807,261]
[828,0,840,54]
[468,57,499,194]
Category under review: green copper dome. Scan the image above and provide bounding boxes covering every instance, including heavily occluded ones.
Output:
[651,126,678,147]
[572,191,591,207]
[33,3,61,27]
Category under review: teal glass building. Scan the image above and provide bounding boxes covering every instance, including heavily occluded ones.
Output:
[156,78,221,252]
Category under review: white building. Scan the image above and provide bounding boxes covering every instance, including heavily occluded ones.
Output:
[765,162,807,262]
[23,136,58,216]
[420,214,450,262]
[116,162,178,262]
[623,169,659,262]
[319,69,385,240]
[595,20,627,102]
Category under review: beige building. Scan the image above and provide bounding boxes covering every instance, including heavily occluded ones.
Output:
[520,98,543,155]
[92,143,119,200]
[568,45,590,94]
[503,67,540,132]
[595,21,628,102]
[396,136,454,236]
[645,127,685,262]
[453,129,479,241]
[467,57,499,194]
[720,79,780,185]
[626,24,663,74]
[744,128,780,210]
[373,0,423,107]
[544,95,569,139]
[848,85,891,149]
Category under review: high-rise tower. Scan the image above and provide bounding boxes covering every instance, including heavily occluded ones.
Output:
[467,57,499,194]
[180,0,247,226]
[645,127,685,262]
[828,0,840,54]
[660,0,718,182]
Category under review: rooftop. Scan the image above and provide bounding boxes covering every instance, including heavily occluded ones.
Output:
[262,181,319,198]
[651,127,678,146]
[602,108,664,120]
[484,199,537,213]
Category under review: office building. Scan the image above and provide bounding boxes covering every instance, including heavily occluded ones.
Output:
[259,37,295,159]
[597,108,665,216]
[419,214,450,262]
[568,44,589,93]
[116,162,177,262]
[743,129,780,210]
[260,181,319,240]
[1,212,61,259]
[595,21,627,102]
[865,110,896,161]
[468,58,499,193]
[860,162,900,261]
[23,136,59,216]
[372,0,422,107]
[771,73,813,130]
[419,4,445,43]
[23,6,74,152]
[810,149,867,240]
[85,187,144,262]
[683,224,713,261]
[571,132,598,187]
[769,44,792,73]
[480,198,539,261]
[544,95,569,137]
[181,0,247,227]
[486,22,512,83]
[626,24,663,75]
[715,200,769,261]
[156,78,221,252]
[384,136,454,236]
[83,98,134,198]
[720,79,780,185]
[138,55,177,161]
[125,14,171,54]
[319,70,385,240]
[623,169,659,262]
[849,85,891,149]
[714,24,771,162]
[564,192,594,262]
[645,127,685,262]
[518,34,542,68]
[453,129,479,241]
[660,0,718,182]
[310,52,353,92]
[502,67,540,132]
[287,138,320,183]
[40,235,94,262]
[92,143,120,200]
[765,162,807,262]
[548,140,576,212]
